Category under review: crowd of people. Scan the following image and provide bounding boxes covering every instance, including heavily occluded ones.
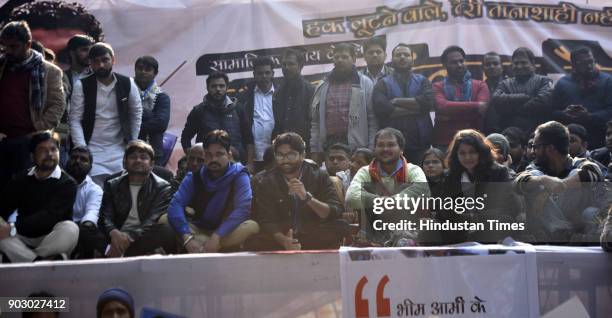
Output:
[1,20,611,263]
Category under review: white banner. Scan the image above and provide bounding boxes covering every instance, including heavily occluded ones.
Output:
[2,0,612,168]
[340,245,539,318]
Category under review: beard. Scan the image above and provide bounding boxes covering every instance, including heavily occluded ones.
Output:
[66,165,89,182]
[279,162,300,175]
[95,67,112,78]
[37,157,58,171]
[534,154,549,167]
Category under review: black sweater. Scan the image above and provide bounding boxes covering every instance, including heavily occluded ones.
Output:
[0,169,77,238]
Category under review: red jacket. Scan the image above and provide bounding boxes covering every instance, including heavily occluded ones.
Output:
[432,79,489,146]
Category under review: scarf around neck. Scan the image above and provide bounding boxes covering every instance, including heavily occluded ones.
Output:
[368,157,410,196]
[139,81,163,111]
[8,50,45,111]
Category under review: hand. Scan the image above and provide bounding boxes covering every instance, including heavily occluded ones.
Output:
[110,230,132,255]
[538,175,566,193]
[106,244,124,258]
[287,178,307,201]
[184,239,203,254]
[0,133,6,142]
[342,211,358,223]
[283,229,301,251]
[0,220,10,240]
[477,102,488,115]
[204,234,221,253]
[564,105,589,118]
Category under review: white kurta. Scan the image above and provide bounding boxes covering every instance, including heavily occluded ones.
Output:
[69,75,142,176]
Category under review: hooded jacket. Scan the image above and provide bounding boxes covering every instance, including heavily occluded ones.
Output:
[168,162,252,237]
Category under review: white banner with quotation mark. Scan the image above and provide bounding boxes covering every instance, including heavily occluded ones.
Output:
[340,245,539,318]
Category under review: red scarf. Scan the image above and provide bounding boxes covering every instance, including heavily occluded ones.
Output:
[368,157,410,196]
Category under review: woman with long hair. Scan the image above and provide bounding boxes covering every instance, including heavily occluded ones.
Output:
[434,129,522,244]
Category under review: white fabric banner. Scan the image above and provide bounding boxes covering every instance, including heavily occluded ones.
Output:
[2,0,612,167]
[340,245,539,318]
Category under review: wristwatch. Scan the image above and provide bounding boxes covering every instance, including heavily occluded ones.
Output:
[303,192,313,203]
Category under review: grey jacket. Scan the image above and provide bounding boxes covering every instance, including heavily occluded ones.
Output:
[310,71,377,152]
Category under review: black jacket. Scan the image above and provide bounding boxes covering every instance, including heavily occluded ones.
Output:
[181,95,253,161]
[436,163,522,244]
[272,76,315,145]
[98,172,172,240]
[254,160,341,235]
[591,147,611,167]
[491,74,553,133]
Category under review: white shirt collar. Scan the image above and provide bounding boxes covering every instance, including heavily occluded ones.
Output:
[27,165,62,180]
[254,84,275,95]
[79,175,94,187]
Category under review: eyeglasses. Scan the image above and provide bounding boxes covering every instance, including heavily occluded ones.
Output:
[275,152,299,161]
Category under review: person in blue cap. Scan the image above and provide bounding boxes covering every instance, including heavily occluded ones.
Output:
[97,287,134,318]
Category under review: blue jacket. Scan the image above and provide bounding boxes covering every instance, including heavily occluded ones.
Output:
[168,162,252,237]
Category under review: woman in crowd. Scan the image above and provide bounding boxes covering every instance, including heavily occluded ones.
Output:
[436,129,522,244]
[420,148,447,196]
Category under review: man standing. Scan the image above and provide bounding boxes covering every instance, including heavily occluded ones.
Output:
[248,132,347,250]
[0,21,66,190]
[69,42,142,186]
[311,43,377,163]
[433,45,489,150]
[134,55,171,165]
[482,52,505,134]
[181,71,253,163]
[514,121,605,243]
[64,146,104,259]
[238,56,276,172]
[346,128,429,246]
[492,47,553,133]
[553,46,612,149]
[168,130,258,253]
[62,34,94,103]
[98,140,176,257]
[372,43,435,163]
[272,49,315,147]
[483,52,505,93]
[361,36,392,83]
[0,131,78,263]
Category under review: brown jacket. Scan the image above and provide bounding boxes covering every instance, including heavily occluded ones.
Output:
[0,55,66,132]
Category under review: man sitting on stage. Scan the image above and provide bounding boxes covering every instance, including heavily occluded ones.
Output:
[247,132,347,251]
[514,121,606,243]
[168,130,259,253]
[0,131,78,262]
[346,128,430,246]
[98,140,176,257]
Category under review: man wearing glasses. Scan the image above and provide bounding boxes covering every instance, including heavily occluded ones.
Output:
[514,121,605,244]
[247,132,347,251]
[168,130,259,253]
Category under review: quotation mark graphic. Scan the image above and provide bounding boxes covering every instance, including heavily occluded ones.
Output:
[355,275,390,317]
